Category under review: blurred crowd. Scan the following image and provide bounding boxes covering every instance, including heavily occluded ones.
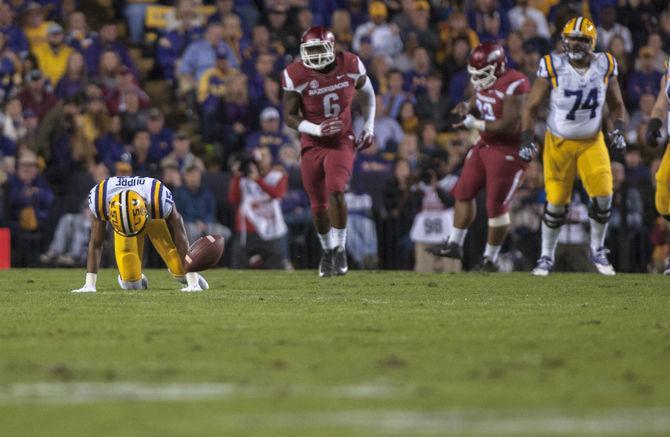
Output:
[1,0,670,272]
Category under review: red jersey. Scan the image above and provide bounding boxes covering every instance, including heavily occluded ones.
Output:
[475,69,530,148]
[281,51,366,149]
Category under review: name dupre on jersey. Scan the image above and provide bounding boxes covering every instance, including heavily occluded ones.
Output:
[538,52,617,140]
[88,176,174,222]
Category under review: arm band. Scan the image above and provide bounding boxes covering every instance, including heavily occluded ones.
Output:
[298,120,322,137]
[357,76,376,133]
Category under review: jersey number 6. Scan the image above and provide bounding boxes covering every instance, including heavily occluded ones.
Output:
[564,88,599,121]
[323,92,341,118]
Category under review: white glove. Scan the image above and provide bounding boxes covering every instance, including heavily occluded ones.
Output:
[181,284,203,292]
[72,273,97,293]
[462,114,486,131]
[72,284,96,293]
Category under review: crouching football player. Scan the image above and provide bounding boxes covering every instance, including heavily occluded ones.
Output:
[71,176,209,292]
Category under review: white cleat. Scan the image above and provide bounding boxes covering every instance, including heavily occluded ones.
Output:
[590,247,616,276]
[663,258,670,276]
[531,256,553,276]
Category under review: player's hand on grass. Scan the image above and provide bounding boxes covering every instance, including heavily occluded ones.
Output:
[356,130,374,151]
[646,118,663,148]
[519,129,537,163]
[71,284,96,293]
[181,284,203,292]
[319,117,343,137]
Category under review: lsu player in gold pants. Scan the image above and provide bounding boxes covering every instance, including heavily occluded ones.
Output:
[520,16,627,276]
[645,58,670,275]
[71,176,209,292]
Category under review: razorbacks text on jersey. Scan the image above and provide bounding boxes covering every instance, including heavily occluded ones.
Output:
[281,51,366,149]
[88,176,174,222]
[538,52,617,140]
[475,69,531,147]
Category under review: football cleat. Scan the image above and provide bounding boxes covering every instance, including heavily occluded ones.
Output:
[590,247,615,276]
[531,256,554,276]
[319,249,335,278]
[333,246,348,276]
[427,241,463,259]
[474,256,499,273]
[664,258,670,276]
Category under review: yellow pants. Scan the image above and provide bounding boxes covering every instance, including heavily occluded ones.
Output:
[114,219,185,281]
[656,145,670,217]
[543,131,613,205]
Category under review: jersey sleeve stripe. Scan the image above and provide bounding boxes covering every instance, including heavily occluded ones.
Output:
[544,55,558,88]
[605,53,615,83]
[158,183,164,218]
[152,180,162,219]
[96,181,106,221]
[282,69,295,92]
[506,78,525,95]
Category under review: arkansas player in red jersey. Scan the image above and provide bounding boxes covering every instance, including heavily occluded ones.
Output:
[282,26,376,278]
[429,42,531,272]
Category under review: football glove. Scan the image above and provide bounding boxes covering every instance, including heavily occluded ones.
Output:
[646,118,664,148]
[320,118,344,137]
[608,120,627,151]
[519,129,537,163]
[356,130,374,151]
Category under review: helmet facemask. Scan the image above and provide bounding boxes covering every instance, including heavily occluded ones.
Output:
[300,39,335,70]
[468,64,497,90]
[563,35,593,62]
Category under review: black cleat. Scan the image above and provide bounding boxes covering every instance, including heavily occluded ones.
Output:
[427,241,463,259]
[333,246,348,276]
[474,256,499,273]
[319,249,335,278]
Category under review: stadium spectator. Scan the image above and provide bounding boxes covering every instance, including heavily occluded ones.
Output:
[174,164,231,244]
[164,0,206,33]
[84,22,136,78]
[443,36,470,107]
[597,6,632,54]
[352,1,403,58]
[123,0,155,45]
[228,146,288,269]
[383,158,414,269]
[383,69,414,119]
[0,2,29,59]
[505,31,525,70]
[508,0,550,39]
[80,89,109,145]
[646,32,669,73]
[247,52,276,105]
[607,35,629,76]
[55,50,87,99]
[416,73,450,131]
[345,190,378,268]
[6,151,54,265]
[263,6,296,55]
[250,76,281,128]
[627,46,663,110]
[119,87,150,143]
[95,114,124,173]
[404,47,431,95]
[660,9,670,53]
[331,9,353,51]
[436,11,479,66]
[160,130,204,173]
[22,2,54,49]
[33,22,73,86]
[1,97,24,144]
[146,108,174,163]
[107,65,149,115]
[39,200,92,266]
[244,107,291,159]
[18,69,57,121]
[179,23,236,95]
[197,44,238,143]
[209,0,258,38]
[468,0,510,41]
[222,13,247,66]
[397,101,420,135]
[157,15,204,83]
[129,130,159,176]
[64,10,92,53]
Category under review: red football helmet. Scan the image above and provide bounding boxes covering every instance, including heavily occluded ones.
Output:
[467,42,507,90]
[300,26,336,70]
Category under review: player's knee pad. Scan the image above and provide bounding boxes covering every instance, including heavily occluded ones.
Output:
[588,195,612,224]
[542,203,566,229]
[488,213,510,227]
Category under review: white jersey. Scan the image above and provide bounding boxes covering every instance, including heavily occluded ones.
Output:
[538,52,617,140]
[88,176,174,221]
[664,58,670,129]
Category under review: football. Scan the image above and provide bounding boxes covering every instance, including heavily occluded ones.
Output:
[184,235,225,272]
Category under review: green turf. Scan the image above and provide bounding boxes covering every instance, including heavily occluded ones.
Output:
[0,269,669,436]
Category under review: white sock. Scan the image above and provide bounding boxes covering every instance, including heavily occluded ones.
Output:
[332,227,347,249]
[483,244,501,263]
[589,218,608,253]
[449,227,468,246]
[540,222,561,260]
[318,230,334,250]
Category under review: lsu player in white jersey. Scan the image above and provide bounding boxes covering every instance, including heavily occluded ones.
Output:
[520,16,627,276]
[71,176,209,292]
[645,58,670,275]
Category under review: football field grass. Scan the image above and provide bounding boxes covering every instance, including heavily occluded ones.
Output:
[1,269,669,436]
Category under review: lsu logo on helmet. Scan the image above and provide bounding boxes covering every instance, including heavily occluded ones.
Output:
[108,190,149,237]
